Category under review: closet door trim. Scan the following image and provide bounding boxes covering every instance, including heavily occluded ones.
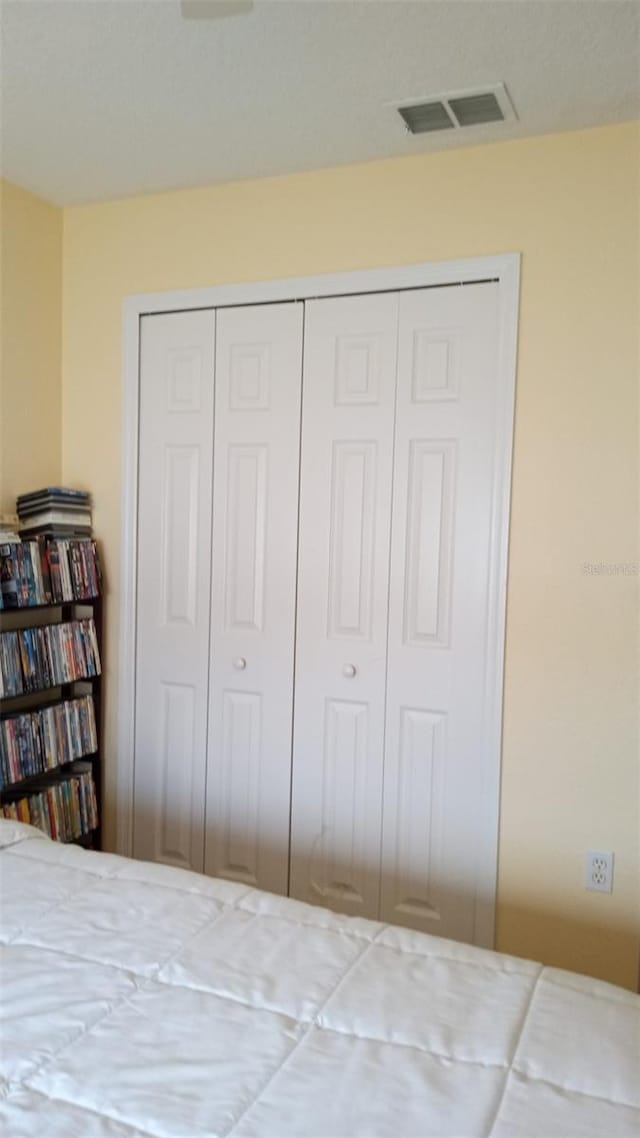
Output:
[119,253,520,947]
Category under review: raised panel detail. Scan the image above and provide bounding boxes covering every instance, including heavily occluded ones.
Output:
[167,347,202,412]
[158,683,197,868]
[229,343,270,410]
[161,445,199,627]
[391,709,446,920]
[310,700,369,904]
[224,446,268,632]
[219,691,262,885]
[327,442,376,639]
[403,440,456,647]
[411,329,460,402]
[335,334,381,405]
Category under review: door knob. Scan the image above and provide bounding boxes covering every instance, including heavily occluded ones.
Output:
[234,657,247,671]
[342,663,357,678]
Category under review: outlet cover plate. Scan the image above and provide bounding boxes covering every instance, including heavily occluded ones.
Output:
[586,850,614,893]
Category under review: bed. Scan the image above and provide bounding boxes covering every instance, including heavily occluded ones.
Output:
[1,820,638,1138]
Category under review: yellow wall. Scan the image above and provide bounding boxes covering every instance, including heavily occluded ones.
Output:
[60,122,639,989]
[0,180,62,512]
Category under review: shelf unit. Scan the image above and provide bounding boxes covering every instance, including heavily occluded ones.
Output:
[0,595,103,848]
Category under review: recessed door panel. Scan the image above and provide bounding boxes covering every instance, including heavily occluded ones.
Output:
[205,302,303,895]
[217,690,262,885]
[161,445,201,628]
[385,707,446,921]
[157,682,198,867]
[309,698,370,907]
[403,440,456,647]
[290,292,399,919]
[224,444,268,632]
[327,441,377,639]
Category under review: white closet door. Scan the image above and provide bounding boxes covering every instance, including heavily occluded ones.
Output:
[204,302,303,894]
[381,283,500,941]
[133,310,215,871]
[289,293,399,918]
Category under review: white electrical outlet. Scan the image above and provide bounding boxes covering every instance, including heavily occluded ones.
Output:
[586,850,614,893]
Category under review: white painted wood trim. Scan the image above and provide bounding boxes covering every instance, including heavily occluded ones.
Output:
[123,255,516,317]
[473,254,521,947]
[117,302,142,857]
[118,254,521,950]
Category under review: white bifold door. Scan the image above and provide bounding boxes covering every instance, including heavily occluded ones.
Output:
[380,286,500,941]
[289,283,501,940]
[134,310,216,871]
[133,280,508,945]
[134,302,302,887]
[289,293,399,916]
[204,303,302,894]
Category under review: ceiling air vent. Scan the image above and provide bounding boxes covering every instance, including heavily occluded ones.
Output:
[398,102,455,134]
[396,84,516,135]
[448,92,504,127]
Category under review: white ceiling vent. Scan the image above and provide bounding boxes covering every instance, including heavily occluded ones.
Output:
[396,83,517,135]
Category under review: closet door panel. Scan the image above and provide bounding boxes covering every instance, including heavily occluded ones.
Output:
[289,293,399,918]
[205,302,303,895]
[381,283,500,941]
[133,310,216,872]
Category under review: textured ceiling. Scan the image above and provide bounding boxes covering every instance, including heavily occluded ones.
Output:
[1,0,638,206]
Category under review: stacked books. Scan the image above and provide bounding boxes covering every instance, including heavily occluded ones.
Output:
[0,618,102,698]
[0,538,102,609]
[1,762,98,841]
[0,695,98,790]
[17,488,92,539]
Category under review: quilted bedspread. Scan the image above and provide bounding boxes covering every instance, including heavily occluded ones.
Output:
[1,821,638,1138]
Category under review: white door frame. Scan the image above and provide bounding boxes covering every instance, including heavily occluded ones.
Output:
[118,253,520,947]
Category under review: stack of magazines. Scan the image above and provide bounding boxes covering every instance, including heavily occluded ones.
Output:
[17,487,92,539]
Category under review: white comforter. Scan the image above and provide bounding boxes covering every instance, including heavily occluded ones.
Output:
[0,821,638,1138]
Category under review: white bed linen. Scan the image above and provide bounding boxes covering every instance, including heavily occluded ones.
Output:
[1,820,638,1138]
